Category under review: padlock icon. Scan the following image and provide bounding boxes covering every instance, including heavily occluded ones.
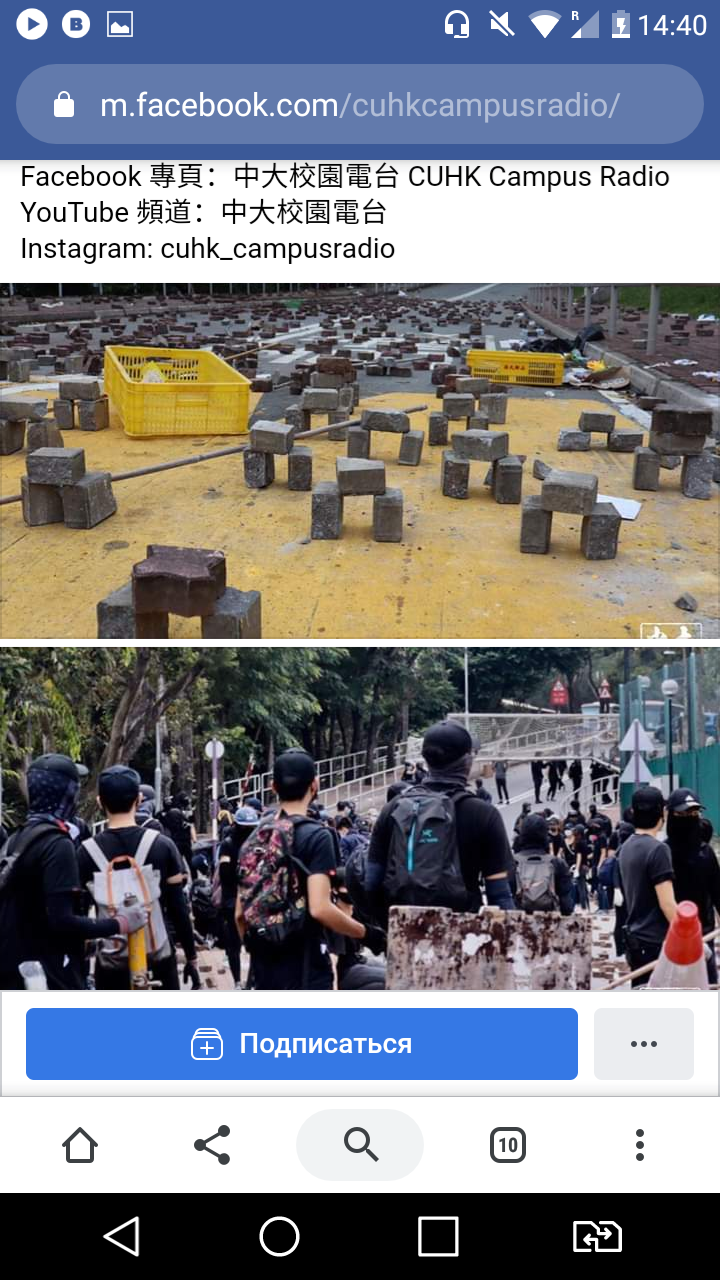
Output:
[54,91,74,118]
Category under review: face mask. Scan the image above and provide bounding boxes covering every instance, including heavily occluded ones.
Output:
[666,813,703,854]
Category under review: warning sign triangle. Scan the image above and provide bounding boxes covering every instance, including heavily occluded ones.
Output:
[619,758,654,785]
[618,719,655,754]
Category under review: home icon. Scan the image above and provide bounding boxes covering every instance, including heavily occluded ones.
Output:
[62,1127,98,1164]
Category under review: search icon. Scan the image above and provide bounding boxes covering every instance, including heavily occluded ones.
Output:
[343,1126,379,1162]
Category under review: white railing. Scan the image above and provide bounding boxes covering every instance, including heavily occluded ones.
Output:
[223,741,410,808]
[448,713,619,760]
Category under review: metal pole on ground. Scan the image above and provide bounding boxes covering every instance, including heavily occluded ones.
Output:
[646,284,661,355]
[583,287,592,326]
[608,284,619,337]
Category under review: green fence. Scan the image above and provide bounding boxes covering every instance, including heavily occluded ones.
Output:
[648,743,720,832]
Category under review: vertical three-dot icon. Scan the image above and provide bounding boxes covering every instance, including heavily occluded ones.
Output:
[635,1130,645,1162]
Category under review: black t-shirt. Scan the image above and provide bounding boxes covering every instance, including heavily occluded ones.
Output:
[78,825,184,892]
[368,782,512,909]
[0,822,117,989]
[618,832,674,945]
[241,816,338,990]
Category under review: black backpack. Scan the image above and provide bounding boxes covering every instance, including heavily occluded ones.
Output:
[384,784,470,910]
[0,821,64,896]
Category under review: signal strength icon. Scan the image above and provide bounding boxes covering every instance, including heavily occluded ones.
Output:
[572,10,600,38]
[529,9,561,37]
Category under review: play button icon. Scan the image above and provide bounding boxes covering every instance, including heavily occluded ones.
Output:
[103,1217,140,1258]
[17,8,48,38]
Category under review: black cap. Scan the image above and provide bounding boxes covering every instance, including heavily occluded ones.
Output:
[667,787,704,814]
[28,753,80,782]
[139,783,156,801]
[98,764,142,809]
[422,721,473,769]
[273,749,317,798]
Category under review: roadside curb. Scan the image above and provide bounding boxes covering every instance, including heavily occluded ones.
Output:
[523,306,720,436]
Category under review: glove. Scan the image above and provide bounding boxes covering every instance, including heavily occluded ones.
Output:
[183,961,201,990]
[362,923,387,956]
[114,904,148,935]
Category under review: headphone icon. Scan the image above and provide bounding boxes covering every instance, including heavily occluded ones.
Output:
[445,9,469,37]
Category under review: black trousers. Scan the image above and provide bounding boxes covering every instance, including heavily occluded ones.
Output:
[496,778,509,802]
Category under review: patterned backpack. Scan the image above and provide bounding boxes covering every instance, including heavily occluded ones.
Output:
[237,814,312,948]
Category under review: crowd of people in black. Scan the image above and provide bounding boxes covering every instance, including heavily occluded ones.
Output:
[0,725,716,992]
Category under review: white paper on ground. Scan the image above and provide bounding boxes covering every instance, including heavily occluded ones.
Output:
[597,493,642,520]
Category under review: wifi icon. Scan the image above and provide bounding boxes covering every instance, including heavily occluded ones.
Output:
[529,9,561,37]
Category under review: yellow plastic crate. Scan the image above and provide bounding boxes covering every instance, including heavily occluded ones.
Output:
[104,346,250,437]
[467,349,564,387]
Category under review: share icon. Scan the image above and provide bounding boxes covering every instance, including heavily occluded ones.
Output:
[194,1124,231,1164]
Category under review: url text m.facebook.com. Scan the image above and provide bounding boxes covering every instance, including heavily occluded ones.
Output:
[100,90,622,123]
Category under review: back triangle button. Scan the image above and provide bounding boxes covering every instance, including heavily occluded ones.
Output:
[103,1217,140,1258]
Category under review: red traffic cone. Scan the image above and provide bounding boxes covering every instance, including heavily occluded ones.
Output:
[648,901,709,989]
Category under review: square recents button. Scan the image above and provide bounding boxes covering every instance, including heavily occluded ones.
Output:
[418,1218,459,1258]
[594,1009,694,1080]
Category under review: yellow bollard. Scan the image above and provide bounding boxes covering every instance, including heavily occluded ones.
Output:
[124,892,150,990]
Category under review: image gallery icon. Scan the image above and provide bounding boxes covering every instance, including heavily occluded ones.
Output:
[107,10,133,36]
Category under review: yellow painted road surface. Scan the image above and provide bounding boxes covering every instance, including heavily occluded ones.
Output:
[1,390,718,639]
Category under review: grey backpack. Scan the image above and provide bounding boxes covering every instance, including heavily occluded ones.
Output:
[514,852,558,913]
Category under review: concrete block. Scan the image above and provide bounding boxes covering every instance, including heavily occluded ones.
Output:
[443,393,475,420]
[451,429,509,462]
[26,419,63,452]
[97,582,136,639]
[336,456,386,496]
[0,419,25,455]
[386,904,592,990]
[135,611,170,640]
[244,449,275,488]
[7,360,32,381]
[454,377,491,396]
[580,501,622,560]
[61,471,117,529]
[287,446,313,491]
[541,469,598,515]
[360,409,410,434]
[651,407,712,437]
[301,387,340,412]
[708,451,720,485]
[632,447,661,491]
[533,458,552,480]
[337,385,355,414]
[520,495,553,554]
[311,481,344,539]
[649,430,705,456]
[659,454,681,470]
[347,426,371,459]
[20,476,64,526]
[608,429,644,452]
[284,405,304,431]
[310,371,344,389]
[77,396,110,432]
[250,421,296,454]
[26,446,86,487]
[477,392,508,424]
[579,411,615,434]
[53,398,75,431]
[326,412,349,441]
[441,450,470,499]
[681,453,713,500]
[0,397,47,422]
[59,377,102,401]
[398,429,424,466]
[558,429,591,452]
[492,455,523,505]
[201,588,262,639]
[373,488,403,542]
[133,546,226,618]
[428,412,448,446]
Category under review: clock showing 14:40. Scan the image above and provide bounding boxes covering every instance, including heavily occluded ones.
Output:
[639,15,708,34]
